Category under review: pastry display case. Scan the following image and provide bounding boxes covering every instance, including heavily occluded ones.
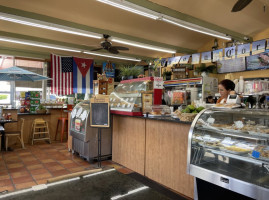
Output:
[187,108,269,200]
[70,100,111,162]
[109,77,161,116]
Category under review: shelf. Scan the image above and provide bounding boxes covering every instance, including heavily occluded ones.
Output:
[196,126,268,141]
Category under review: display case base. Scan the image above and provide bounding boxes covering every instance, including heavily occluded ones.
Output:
[111,110,142,116]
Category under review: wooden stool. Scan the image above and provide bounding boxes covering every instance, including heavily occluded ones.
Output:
[32,118,51,145]
[55,117,68,142]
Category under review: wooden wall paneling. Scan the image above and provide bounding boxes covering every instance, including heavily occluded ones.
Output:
[145,120,194,199]
[112,115,146,175]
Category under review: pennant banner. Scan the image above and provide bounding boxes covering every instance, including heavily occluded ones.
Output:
[191,53,200,64]
[252,39,266,55]
[201,51,211,63]
[73,57,94,94]
[212,49,223,62]
[224,46,236,60]
[179,55,190,64]
[237,43,250,58]
[103,62,115,78]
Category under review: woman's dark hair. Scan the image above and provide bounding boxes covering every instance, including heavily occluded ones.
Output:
[219,79,235,91]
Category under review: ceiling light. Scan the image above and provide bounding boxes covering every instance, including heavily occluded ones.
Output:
[0,36,81,52]
[111,37,176,54]
[161,18,231,40]
[83,51,141,62]
[0,12,103,39]
[96,0,159,20]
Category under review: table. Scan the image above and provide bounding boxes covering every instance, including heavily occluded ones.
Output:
[0,119,18,150]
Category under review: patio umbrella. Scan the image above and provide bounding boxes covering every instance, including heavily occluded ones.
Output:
[0,66,50,81]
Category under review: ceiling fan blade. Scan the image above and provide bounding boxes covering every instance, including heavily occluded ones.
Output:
[113,46,129,51]
[108,47,119,54]
[91,48,103,51]
[231,0,253,12]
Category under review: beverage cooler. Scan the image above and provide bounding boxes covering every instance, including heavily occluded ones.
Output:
[70,100,112,162]
[187,108,269,200]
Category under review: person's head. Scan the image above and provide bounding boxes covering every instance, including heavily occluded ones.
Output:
[218,79,235,99]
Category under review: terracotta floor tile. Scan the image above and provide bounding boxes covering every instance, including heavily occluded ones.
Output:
[15,181,36,190]
[62,162,80,169]
[10,171,30,178]
[7,167,26,173]
[76,161,91,167]
[32,173,52,180]
[36,179,48,185]
[5,160,22,164]
[40,159,55,164]
[4,156,19,160]
[30,168,49,175]
[0,185,15,193]
[0,179,12,187]
[59,160,73,165]
[116,167,133,174]
[7,163,24,169]
[0,175,10,180]
[50,169,70,177]
[26,164,44,170]
[18,152,32,156]
[12,176,34,184]
[68,166,86,173]
[0,170,8,176]
[47,165,64,172]
[43,162,59,168]
[23,160,41,166]
[20,156,37,162]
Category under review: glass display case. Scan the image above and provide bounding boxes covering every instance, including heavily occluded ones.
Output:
[109,77,156,116]
[187,108,269,200]
[70,100,111,162]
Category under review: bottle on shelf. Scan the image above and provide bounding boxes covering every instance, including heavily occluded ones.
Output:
[238,76,244,94]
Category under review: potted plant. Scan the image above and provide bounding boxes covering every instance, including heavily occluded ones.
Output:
[119,66,142,80]
[36,104,47,114]
[195,63,216,77]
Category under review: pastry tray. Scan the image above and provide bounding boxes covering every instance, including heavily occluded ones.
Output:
[248,131,269,138]
[198,142,220,149]
[219,147,250,155]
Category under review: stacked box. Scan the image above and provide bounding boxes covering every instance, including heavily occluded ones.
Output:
[29,91,41,113]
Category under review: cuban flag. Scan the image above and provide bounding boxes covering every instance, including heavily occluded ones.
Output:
[73,57,94,94]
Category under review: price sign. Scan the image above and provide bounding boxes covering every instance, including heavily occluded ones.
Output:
[154,77,163,89]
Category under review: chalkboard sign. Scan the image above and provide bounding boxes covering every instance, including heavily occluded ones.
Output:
[90,96,110,128]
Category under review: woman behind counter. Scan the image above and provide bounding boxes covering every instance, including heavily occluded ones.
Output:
[217,79,235,104]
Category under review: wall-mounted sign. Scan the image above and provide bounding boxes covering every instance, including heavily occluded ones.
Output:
[252,39,266,55]
[201,51,211,63]
[153,77,163,89]
[102,62,115,78]
[224,46,236,60]
[191,53,200,64]
[212,49,223,62]
[179,55,190,64]
[237,43,250,58]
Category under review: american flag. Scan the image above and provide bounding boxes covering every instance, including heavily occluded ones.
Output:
[51,54,73,96]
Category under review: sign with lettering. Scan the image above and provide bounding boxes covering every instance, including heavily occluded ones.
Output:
[201,51,211,63]
[252,39,266,55]
[237,43,250,58]
[153,77,163,89]
[224,46,236,60]
[212,49,223,62]
[191,53,200,64]
[102,62,115,78]
[179,55,190,64]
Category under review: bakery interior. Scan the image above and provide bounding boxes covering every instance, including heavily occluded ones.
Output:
[0,0,269,199]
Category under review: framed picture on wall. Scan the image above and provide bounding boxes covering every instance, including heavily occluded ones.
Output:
[246,52,269,71]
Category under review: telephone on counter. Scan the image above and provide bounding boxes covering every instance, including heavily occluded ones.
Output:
[226,94,241,104]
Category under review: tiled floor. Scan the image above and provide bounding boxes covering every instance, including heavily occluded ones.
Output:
[0,142,133,193]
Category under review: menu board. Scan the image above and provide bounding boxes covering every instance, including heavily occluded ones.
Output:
[217,57,246,74]
[246,52,269,71]
[90,103,109,127]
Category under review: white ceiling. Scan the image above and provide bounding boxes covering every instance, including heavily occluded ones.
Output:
[0,0,268,63]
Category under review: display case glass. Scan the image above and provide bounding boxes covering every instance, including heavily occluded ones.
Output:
[70,101,90,135]
[109,77,153,115]
[187,108,269,199]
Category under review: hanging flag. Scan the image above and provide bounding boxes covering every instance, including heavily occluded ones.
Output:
[237,43,250,58]
[201,51,212,63]
[252,39,266,55]
[224,46,236,60]
[51,54,73,96]
[179,55,190,64]
[191,53,200,64]
[73,57,94,94]
[212,49,223,62]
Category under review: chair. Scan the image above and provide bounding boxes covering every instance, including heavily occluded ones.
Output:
[55,107,69,142]
[32,118,51,145]
[5,118,25,151]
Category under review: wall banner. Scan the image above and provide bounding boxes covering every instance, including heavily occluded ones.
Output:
[212,49,223,62]
[237,43,250,58]
[191,53,200,64]
[252,39,266,55]
[201,51,212,63]
[224,46,236,60]
[167,56,181,67]
[179,55,190,64]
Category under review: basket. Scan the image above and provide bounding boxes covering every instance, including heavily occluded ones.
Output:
[36,110,46,114]
[179,113,197,122]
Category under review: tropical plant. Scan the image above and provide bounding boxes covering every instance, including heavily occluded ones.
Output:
[119,65,142,77]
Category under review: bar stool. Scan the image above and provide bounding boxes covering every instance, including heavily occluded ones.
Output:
[55,117,68,142]
[32,118,51,145]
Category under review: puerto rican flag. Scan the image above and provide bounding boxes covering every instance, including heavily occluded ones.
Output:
[73,57,94,94]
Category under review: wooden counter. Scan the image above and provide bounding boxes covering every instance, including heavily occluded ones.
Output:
[3,108,68,145]
[112,115,194,199]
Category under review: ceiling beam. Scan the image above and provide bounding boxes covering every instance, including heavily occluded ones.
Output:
[125,0,252,42]
[0,5,196,54]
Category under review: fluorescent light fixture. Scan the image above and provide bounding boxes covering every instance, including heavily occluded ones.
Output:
[111,37,176,54]
[97,0,159,20]
[0,12,103,39]
[162,18,231,40]
[83,51,141,62]
[111,186,149,200]
[0,36,81,53]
